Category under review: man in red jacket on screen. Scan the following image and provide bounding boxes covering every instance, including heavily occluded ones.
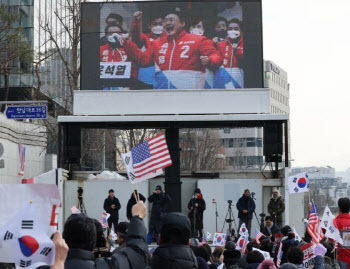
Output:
[123,8,222,89]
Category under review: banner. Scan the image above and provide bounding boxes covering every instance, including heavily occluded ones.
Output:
[288,172,309,194]
[300,243,315,269]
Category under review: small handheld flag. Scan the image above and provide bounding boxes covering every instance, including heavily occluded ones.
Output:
[307,201,323,244]
[255,228,264,244]
[18,142,26,177]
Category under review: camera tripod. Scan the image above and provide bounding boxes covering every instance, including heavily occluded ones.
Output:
[77,187,86,214]
[221,201,238,239]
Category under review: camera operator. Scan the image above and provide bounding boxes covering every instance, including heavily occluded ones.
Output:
[188,188,206,241]
[261,215,280,242]
[268,189,285,228]
[236,189,255,236]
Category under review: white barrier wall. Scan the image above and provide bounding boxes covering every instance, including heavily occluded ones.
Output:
[64,180,149,229]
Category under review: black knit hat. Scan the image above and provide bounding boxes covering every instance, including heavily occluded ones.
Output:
[161,212,191,239]
[194,188,201,194]
[155,185,162,191]
[117,222,129,238]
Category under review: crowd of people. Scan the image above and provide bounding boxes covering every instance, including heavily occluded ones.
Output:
[99,6,244,89]
[0,193,349,269]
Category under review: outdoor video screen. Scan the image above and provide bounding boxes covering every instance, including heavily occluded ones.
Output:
[81,1,263,90]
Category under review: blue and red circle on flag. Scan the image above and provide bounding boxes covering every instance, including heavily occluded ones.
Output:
[297,177,307,188]
[18,235,39,257]
[238,238,245,248]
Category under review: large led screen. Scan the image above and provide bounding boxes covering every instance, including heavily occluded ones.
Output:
[81,1,263,90]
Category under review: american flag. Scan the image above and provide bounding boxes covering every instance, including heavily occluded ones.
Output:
[241,236,249,255]
[255,228,264,244]
[276,241,283,267]
[307,201,322,244]
[18,142,26,176]
[131,133,172,178]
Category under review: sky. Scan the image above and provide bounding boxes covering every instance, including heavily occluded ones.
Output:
[262,0,350,172]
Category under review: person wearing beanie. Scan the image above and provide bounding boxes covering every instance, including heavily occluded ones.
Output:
[268,189,285,228]
[188,188,206,240]
[149,212,198,268]
[236,189,256,237]
[273,226,299,265]
[147,185,171,244]
[112,221,129,253]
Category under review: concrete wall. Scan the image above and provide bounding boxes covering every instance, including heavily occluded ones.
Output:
[0,114,47,183]
[64,180,149,229]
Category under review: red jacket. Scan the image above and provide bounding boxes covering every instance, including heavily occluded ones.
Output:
[124,30,222,72]
[99,43,138,78]
[130,20,166,49]
[217,36,244,68]
[334,213,350,267]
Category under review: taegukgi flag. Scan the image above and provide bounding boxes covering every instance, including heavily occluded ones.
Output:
[213,232,226,246]
[293,225,302,242]
[0,204,55,268]
[288,172,309,194]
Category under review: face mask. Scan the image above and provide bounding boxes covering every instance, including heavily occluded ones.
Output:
[227,30,240,39]
[108,33,121,43]
[152,25,164,35]
[272,194,277,199]
[190,28,204,36]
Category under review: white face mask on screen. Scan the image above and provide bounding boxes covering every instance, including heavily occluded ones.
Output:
[152,25,164,35]
[107,33,122,43]
[227,30,240,39]
[190,28,204,36]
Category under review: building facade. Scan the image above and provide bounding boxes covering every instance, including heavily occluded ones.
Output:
[0,0,34,88]
[219,60,290,170]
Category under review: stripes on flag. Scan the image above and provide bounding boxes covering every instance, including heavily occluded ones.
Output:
[18,142,26,176]
[131,133,172,178]
[255,228,264,244]
[307,201,322,244]
[276,241,283,267]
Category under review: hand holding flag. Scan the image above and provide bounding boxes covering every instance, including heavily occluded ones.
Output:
[307,201,323,244]
[255,228,263,244]
[320,205,343,245]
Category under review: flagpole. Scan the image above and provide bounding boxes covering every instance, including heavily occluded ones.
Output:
[130,182,139,202]
[136,183,140,202]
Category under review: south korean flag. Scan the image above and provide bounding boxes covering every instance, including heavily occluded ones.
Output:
[0,204,55,268]
[288,172,310,194]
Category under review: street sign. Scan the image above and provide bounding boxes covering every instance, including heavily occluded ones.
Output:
[5,105,47,119]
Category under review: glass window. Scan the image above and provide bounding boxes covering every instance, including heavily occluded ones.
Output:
[229,138,234,148]
[246,138,255,147]
[257,138,262,147]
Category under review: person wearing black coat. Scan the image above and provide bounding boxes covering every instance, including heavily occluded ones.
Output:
[147,185,171,244]
[261,215,280,242]
[188,188,206,240]
[127,190,146,220]
[236,189,256,237]
[103,189,121,233]
[273,226,299,266]
[95,201,149,269]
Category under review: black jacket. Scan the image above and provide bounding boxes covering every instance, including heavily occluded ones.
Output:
[148,193,171,221]
[103,196,121,220]
[273,237,299,265]
[65,248,95,269]
[127,193,146,220]
[148,244,198,269]
[95,216,148,269]
[236,195,256,220]
[261,224,280,242]
[188,195,206,230]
